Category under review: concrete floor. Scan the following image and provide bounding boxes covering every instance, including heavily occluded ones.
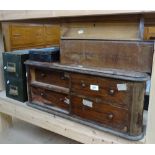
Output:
[0,118,79,144]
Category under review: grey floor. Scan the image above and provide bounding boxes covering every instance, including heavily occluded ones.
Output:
[0,118,79,144]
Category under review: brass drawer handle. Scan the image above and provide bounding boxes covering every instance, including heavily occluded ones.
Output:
[107,113,114,120]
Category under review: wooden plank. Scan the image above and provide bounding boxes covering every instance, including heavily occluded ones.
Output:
[0,112,12,132]
[146,42,155,144]
[0,11,148,21]
[0,91,145,144]
[61,22,140,40]
[0,23,5,91]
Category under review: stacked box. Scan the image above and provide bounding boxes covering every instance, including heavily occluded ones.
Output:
[3,50,29,102]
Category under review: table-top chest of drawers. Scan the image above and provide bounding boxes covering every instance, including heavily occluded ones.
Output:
[25,60,149,140]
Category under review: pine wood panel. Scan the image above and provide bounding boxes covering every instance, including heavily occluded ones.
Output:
[2,23,60,51]
[61,22,140,40]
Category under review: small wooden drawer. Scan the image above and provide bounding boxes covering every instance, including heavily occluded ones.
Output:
[31,86,70,113]
[71,95,129,132]
[35,68,69,88]
[71,73,131,109]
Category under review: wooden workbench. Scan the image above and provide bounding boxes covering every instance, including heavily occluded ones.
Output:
[0,91,146,144]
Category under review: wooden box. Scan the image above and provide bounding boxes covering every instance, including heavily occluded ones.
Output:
[25,61,149,140]
[60,40,154,73]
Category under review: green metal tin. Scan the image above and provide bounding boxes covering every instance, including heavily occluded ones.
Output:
[5,76,28,102]
[3,50,29,102]
[3,50,29,80]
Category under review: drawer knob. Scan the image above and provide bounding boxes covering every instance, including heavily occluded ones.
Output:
[109,89,115,95]
[108,113,114,120]
[81,83,86,87]
[41,73,46,77]
[40,92,45,97]
[61,76,65,80]
[122,126,128,132]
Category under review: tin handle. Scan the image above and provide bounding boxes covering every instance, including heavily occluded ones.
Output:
[6,62,16,73]
[9,85,18,96]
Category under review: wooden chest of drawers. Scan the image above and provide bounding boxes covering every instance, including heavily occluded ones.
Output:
[25,61,149,140]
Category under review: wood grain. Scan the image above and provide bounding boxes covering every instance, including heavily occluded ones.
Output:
[2,23,60,51]
[61,22,140,40]
[31,86,70,112]
[26,62,146,138]
[35,68,69,88]
[60,40,154,73]
[71,95,129,132]
[0,112,12,132]
[70,73,132,109]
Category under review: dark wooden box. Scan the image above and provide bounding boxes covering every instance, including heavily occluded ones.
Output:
[60,39,154,73]
[29,47,60,62]
[25,60,149,140]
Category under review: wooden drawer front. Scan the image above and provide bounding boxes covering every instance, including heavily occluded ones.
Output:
[31,86,70,112]
[35,69,69,88]
[71,73,131,109]
[71,95,129,132]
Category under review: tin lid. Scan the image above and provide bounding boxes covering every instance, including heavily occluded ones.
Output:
[29,47,60,54]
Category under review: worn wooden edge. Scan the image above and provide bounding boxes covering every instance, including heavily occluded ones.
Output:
[0,11,150,21]
[0,112,13,132]
[27,101,146,141]
[0,91,145,144]
[24,60,150,82]
[31,81,70,94]
[130,82,146,135]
